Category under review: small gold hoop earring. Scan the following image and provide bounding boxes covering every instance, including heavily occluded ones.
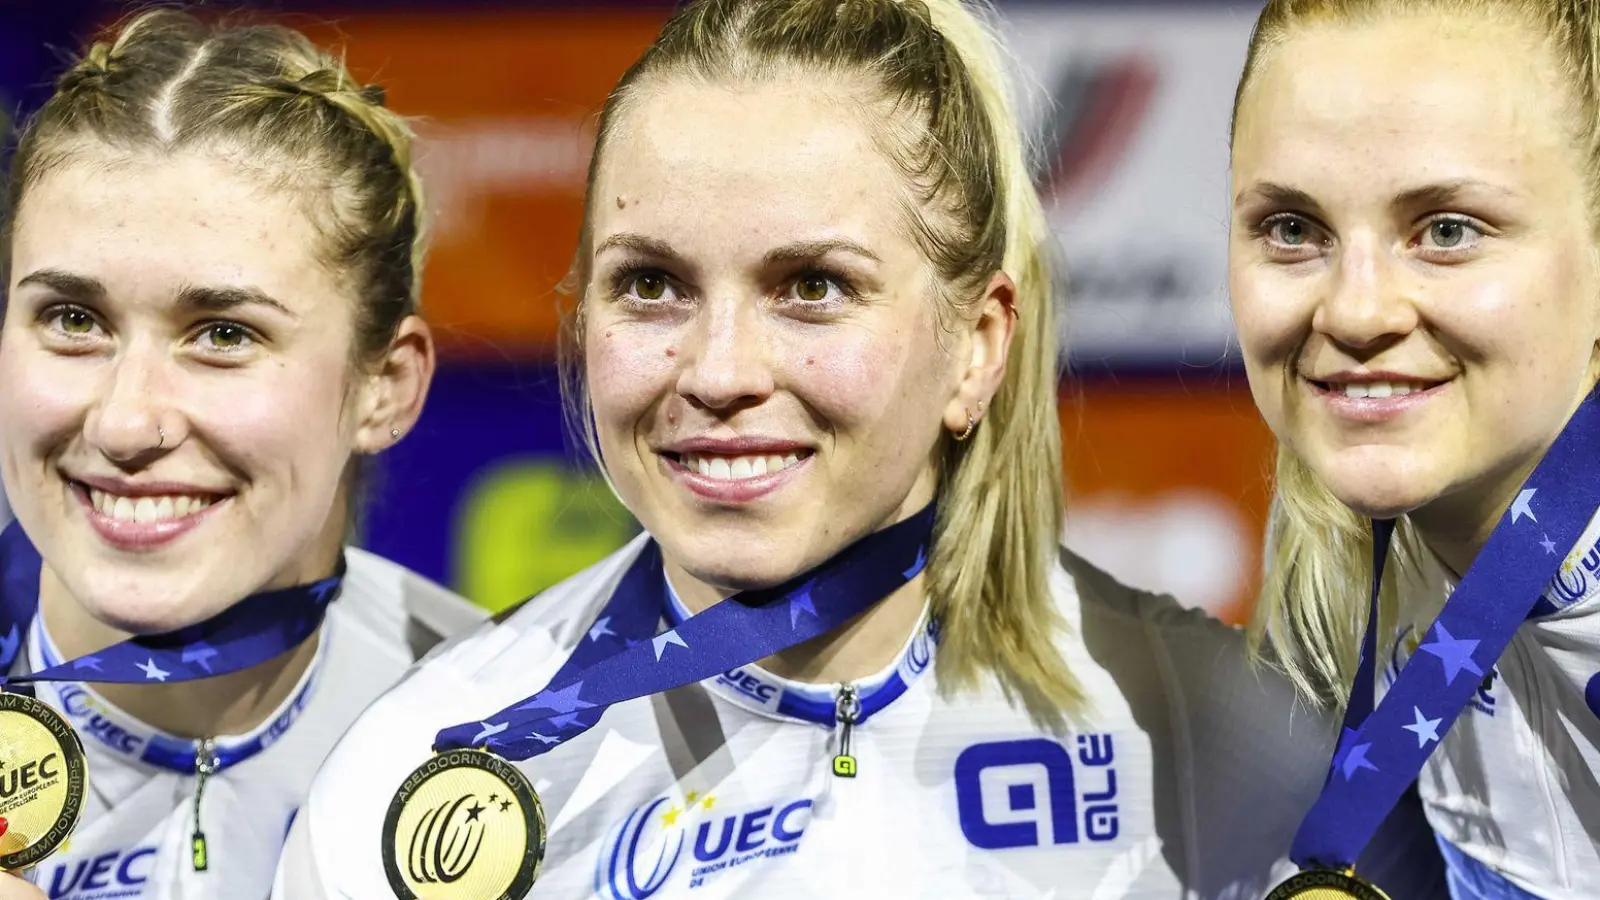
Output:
[952,411,977,442]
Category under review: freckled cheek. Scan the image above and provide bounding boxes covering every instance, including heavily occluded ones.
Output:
[586,324,682,432]
[773,330,912,430]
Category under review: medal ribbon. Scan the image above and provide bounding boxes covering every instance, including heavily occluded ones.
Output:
[1290,392,1600,869]
[0,522,344,690]
[663,577,940,726]
[433,502,935,761]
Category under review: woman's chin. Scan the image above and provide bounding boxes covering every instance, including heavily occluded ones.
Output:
[1321,477,1434,523]
[76,586,216,637]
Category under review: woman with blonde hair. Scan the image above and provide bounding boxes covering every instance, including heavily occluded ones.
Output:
[0,9,480,899]
[271,0,1434,897]
[1232,0,1600,896]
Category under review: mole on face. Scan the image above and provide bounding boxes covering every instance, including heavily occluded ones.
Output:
[616,196,627,209]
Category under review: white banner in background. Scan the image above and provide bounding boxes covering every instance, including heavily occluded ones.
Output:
[1001,4,1262,366]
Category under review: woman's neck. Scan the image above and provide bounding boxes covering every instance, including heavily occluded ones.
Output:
[668,565,927,685]
[36,565,324,741]
[1410,460,1541,579]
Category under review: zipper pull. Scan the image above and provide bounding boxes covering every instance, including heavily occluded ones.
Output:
[832,684,859,778]
[191,738,217,872]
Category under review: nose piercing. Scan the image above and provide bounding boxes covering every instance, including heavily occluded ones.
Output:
[156,427,166,449]
[390,429,401,440]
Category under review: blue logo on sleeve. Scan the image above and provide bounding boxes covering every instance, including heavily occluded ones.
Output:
[954,735,1119,850]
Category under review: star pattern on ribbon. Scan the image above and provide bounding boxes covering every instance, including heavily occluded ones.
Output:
[1419,623,1484,685]
[548,713,585,729]
[182,642,218,674]
[652,629,688,661]
[0,625,18,668]
[903,547,926,581]
[1402,707,1442,748]
[309,579,340,605]
[472,721,509,744]
[73,655,102,672]
[136,658,171,682]
[788,581,818,629]
[588,616,616,642]
[1540,534,1558,555]
[1339,743,1378,780]
[517,682,595,715]
[1511,489,1538,524]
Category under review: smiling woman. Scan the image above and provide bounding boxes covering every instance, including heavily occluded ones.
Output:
[276,1,1436,898]
[0,8,482,899]
[1232,1,1600,896]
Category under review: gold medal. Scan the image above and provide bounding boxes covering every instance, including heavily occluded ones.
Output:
[0,691,87,870]
[382,749,545,900]
[1265,869,1392,900]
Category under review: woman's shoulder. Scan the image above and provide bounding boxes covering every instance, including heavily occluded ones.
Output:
[337,547,488,661]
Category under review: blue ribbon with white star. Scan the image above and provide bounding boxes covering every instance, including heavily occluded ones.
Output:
[0,521,344,692]
[1291,393,1600,871]
[433,503,936,761]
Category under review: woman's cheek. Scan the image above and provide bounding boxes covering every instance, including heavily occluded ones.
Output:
[587,323,683,423]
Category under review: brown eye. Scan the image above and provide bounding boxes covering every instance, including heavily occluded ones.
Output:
[796,275,831,303]
[58,309,96,334]
[634,274,668,301]
[206,324,248,348]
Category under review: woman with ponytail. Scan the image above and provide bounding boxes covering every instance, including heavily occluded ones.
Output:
[1233,0,1600,896]
[276,1,1415,897]
[0,9,480,899]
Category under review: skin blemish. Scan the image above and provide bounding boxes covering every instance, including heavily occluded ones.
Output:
[616,196,627,209]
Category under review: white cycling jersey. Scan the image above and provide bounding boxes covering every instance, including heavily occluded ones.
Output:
[2,524,485,900]
[275,537,1436,899]
[1386,507,1600,899]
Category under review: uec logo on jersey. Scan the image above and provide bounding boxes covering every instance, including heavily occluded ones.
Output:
[44,846,155,900]
[596,795,813,899]
[955,736,1119,850]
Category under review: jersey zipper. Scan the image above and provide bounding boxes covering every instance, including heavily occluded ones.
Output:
[191,737,217,872]
[832,683,860,778]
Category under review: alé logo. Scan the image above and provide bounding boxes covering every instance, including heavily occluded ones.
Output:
[595,792,813,899]
[955,735,1120,850]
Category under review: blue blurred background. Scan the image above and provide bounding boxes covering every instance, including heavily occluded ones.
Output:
[0,0,1275,623]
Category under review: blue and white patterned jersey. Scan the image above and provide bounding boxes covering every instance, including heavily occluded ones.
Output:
[275,538,1425,900]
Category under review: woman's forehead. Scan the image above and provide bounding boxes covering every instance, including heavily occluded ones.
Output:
[590,79,919,256]
[1234,15,1583,204]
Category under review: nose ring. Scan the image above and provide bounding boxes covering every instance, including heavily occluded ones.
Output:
[156,427,166,450]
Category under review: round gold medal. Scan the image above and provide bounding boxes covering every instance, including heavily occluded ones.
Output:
[1265,869,1392,900]
[382,749,545,900]
[0,692,87,870]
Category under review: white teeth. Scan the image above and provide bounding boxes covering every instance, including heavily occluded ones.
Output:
[681,452,806,481]
[1339,380,1430,399]
[88,489,216,523]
